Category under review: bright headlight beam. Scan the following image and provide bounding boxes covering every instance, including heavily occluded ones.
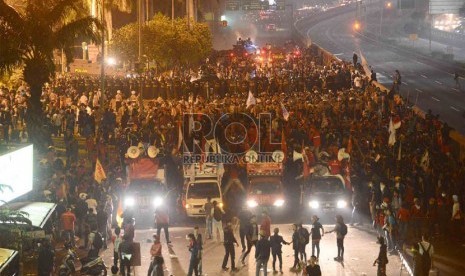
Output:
[309,200,319,209]
[124,197,135,207]
[273,199,285,207]
[337,200,347,208]
[153,197,163,207]
[247,199,258,208]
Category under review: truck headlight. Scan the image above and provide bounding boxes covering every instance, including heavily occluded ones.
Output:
[153,197,163,207]
[124,197,135,207]
[337,200,347,208]
[273,199,285,207]
[309,200,319,209]
[247,199,258,208]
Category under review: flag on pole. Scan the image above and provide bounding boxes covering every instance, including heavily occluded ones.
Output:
[281,103,289,121]
[281,128,287,161]
[94,158,107,184]
[177,121,183,150]
[388,117,396,146]
[246,91,256,108]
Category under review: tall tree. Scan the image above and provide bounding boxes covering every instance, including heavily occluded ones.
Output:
[0,0,102,151]
[87,0,132,40]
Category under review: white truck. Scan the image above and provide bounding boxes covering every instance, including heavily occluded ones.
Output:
[182,163,223,217]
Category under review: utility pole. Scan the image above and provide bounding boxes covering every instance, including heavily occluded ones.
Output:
[172,0,174,26]
[100,0,105,108]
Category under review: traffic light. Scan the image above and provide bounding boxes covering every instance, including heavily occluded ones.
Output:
[221,20,228,27]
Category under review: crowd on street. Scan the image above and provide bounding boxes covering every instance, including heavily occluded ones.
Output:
[0,41,463,275]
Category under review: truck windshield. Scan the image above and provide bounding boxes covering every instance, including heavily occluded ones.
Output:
[250,182,280,195]
[311,178,344,193]
[187,182,220,199]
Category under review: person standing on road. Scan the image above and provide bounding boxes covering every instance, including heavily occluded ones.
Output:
[193,226,203,275]
[298,223,310,263]
[454,71,461,90]
[255,230,271,276]
[241,214,259,265]
[310,215,324,259]
[155,208,171,244]
[187,233,200,276]
[212,201,225,242]
[239,207,253,252]
[111,227,122,272]
[119,235,134,276]
[147,234,162,276]
[260,211,271,238]
[204,197,213,239]
[291,224,302,270]
[373,236,388,276]
[270,227,290,273]
[418,235,434,273]
[222,223,239,272]
[325,215,348,262]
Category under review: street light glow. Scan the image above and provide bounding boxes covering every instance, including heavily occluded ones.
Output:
[106,57,116,65]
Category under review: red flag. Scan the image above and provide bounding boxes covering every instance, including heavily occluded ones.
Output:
[94,158,107,184]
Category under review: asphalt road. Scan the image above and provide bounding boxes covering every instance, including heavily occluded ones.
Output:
[303,9,465,133]
[101,225,408,276]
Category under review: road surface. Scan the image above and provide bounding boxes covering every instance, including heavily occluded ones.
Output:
[303,9,465,133]
[101,224,408,275]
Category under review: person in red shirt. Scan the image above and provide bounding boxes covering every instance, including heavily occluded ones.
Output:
[397,203,410,245]
[260,211,271,238]
[61,208,76,246]
[155,208,171,244]
[410,198,424,240]
[328,159,342,175]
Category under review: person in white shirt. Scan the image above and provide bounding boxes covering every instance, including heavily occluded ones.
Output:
[451,195,462,239]
[418,235,434,270]
[86,196,98,215]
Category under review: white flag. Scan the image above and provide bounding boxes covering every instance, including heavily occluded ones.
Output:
[388,117,396,146]
[282,103,290,121]
[246,91,256,108]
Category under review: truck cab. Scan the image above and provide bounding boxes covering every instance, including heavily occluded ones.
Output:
[245,162,286,210]
[122,158,170,226]
[304,175,350,214]
[183,163,223,217]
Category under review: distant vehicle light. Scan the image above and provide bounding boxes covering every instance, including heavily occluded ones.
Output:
[153,197,163,207]
[309,200,319,209]
[185,204,190,209]
[337,200,348,208]
[125,197,135,207]
[273,199,285,207]
[219,202,224,208]
[247,199,258,208]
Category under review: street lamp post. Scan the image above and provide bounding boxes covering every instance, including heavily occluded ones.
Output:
[100,0,105,108]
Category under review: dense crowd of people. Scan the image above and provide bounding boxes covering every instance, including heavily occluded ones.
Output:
[0,40,463,275]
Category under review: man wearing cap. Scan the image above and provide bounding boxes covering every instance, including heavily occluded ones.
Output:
[255,230,271,276]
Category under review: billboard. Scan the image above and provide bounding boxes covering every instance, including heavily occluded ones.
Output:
[429,0,463,15]
[0,145,33,205]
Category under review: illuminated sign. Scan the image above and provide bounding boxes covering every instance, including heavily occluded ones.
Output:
[0,145,33,205]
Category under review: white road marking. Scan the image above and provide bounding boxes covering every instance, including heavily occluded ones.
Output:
[435,80,443,85]
[452,88,459,91]
[450,106,460,112]
[431,97,440,102]
[421,74,428,79]
[402,82,408,86]
[415,89,423,93]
